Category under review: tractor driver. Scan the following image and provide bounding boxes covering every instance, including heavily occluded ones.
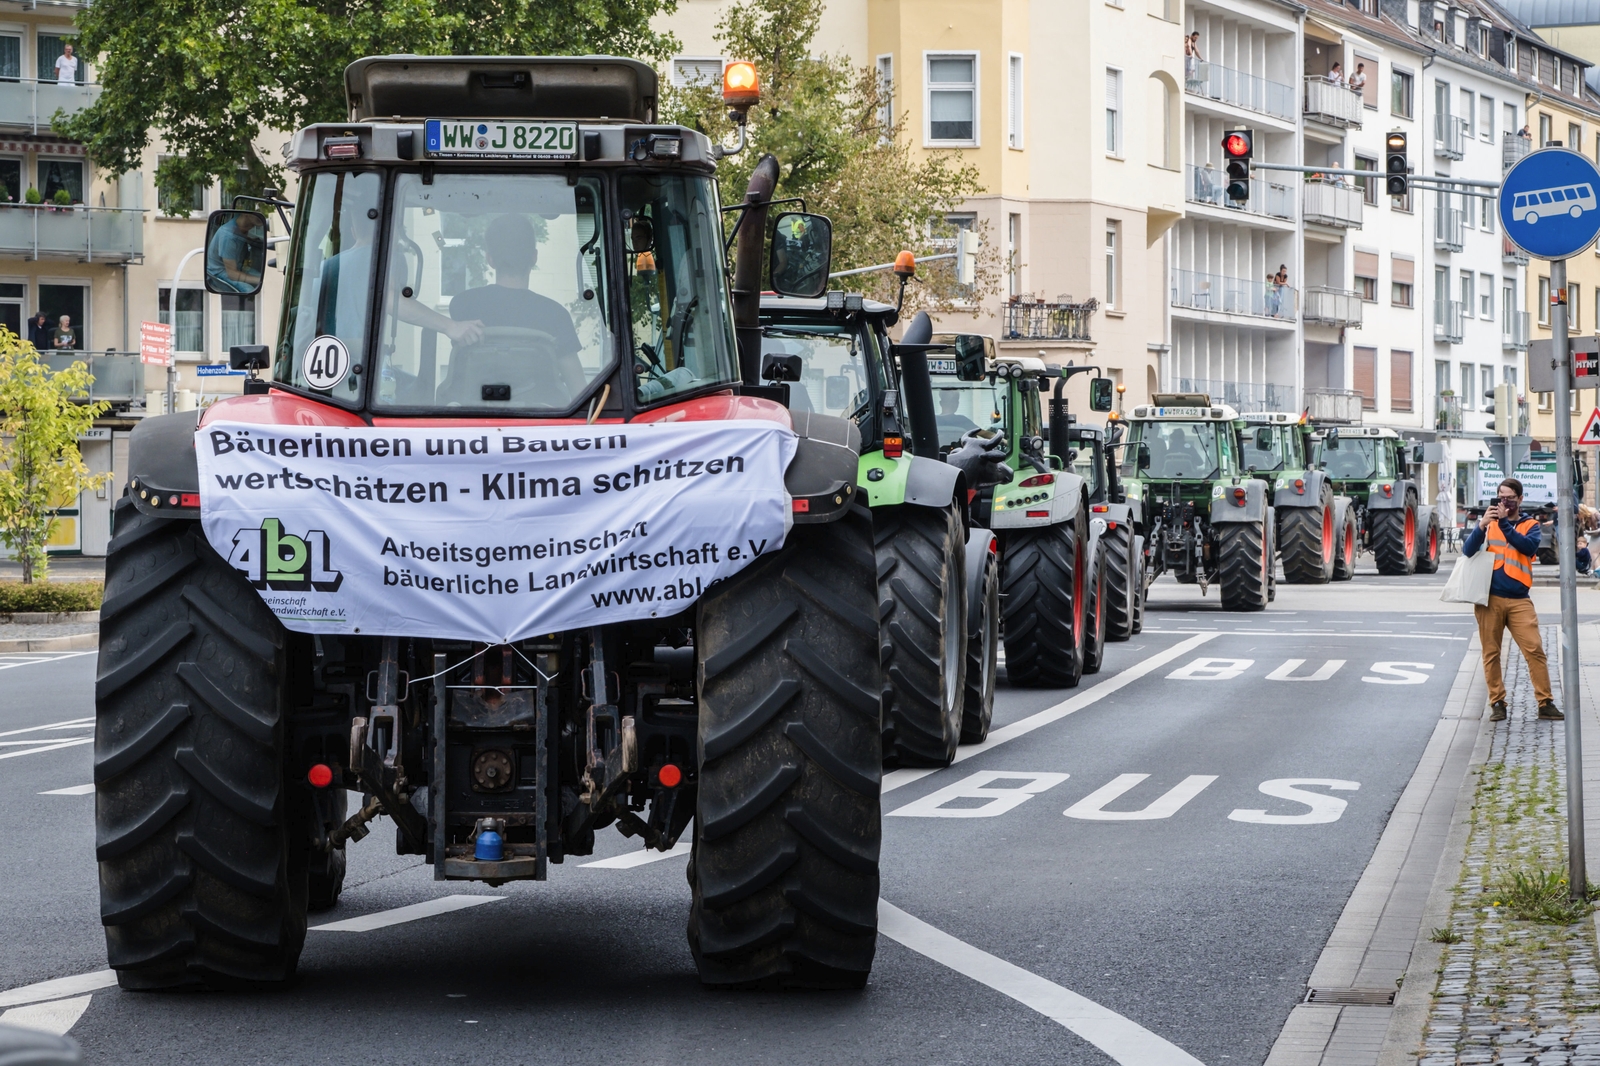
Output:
[936,388,980,443]
[450,214,587,399]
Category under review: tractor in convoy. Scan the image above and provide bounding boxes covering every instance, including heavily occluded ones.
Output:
[1062,418,1146,642]
[1310,424,1440,576]
[96,56,918,994]
[1120,394,1275,611]
[1239,412,1347,583]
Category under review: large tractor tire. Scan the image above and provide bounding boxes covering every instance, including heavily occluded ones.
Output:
[307,788,348,911]
[1415,513,1441,575]
[1331,505,1357,581]
[1216,518,1270,611]
[875,504,966,768]
[1102,522,1137,642]
[1082,545,1108,675]
[1130,535,1147,635]
[1001,510,1088,688]
[94,494,307,990]
[692,502,883,989]
[1371,497,1418,576]
[1278,485,1336,584]
[960,544,999,745]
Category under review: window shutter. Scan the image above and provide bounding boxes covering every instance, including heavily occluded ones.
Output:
[1355,251,1379,280]
[1390,350,1413,411]
[1392,256,1414,285]
[1354,347,1378,410]
[1106,69,1120,110]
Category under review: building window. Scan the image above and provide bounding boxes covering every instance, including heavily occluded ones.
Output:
[1355,155,1378,204]
[1392,255,1414,306]
[1540,112,1553,145]
[221,293,255,349]
[877,55,894,132]
[156,157,204,216]
[1007,213,1021,297]
[927,54,977,144]
[158,286,204,354]
[0,158,20,205]
[1480,94,1494,140]
[1353,55,1378,108]
[1105,68,1122,155]
[1539,275,1550,325]
[38,283,84,350]
[1503,283,1516,325]
[1461,363,1476,409]
[1392,69,1413,118]
[1391,350,1414,411]
[37,35,83,84]
[1460,88,1475,135]
[1504,102,1518,139]
[1008,54,1024,149]
[670,56,723,87]
[1436,359,1451,400]
[1480,194,1495,232]
[1460,270,1475,316]
[1575,286,1583,331]
[1355,250,1378,301]
[1393,280,1413,306]
[1105,221,1120,308]
[1354,347,1378,410]
[0,35,18,81]
[1480,273,1494,319]
[38,159,82,204]
[1572,123,1585,153]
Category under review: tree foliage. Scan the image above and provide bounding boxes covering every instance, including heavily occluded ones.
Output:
[665,0,998,314]
[0,335,109,582]
[61,0,682,213]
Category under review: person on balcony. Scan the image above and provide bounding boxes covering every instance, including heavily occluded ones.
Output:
[1347,63,1366,95]
[51,315,76,350]
[1184,33,1202,89]
[53,43,77,85]
[26,311,48,349]
[1326,62,1344,87]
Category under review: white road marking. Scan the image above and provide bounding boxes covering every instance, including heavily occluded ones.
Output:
[581,840,692,868]
[884,631,1221,795]
[1362,661,1435,685]
[1265,659,1346,681]
[0,969,117,1009]
[0,651,94,671]
[1144,628,1464,641]
[1166,657,1254,681]
[0,738,92,761]
[0,994,92,1035]
[0,717,92,739]
[878,900,1206,1066]
[887,771,1069,818]
[39,784,95,796]
[1063,774,1218,821]
[311,894,502,932]
[1229,779,1359,825]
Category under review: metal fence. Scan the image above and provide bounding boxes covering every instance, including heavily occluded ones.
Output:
[1003,297,1097,341]
[1303,286,1363,327]
[1306,388,1364,423]
[0,78,100,135]
[42,351,145,404]
[1302,179,1364,227]
[1303,76,1364,127]
[1171,268,1296,321]
[0,203,143,262]
[1435,393,1463,432]
[1187,164,1294,220]
[1434,113,1466,159]
[1503,131,1531,172]
[1434,299,1464,343]
[1434,206,1464,251]
[1187,61,1295,120]
[1175,377,1296,414]
[1503,310,1530,351]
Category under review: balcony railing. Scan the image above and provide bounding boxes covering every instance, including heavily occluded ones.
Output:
[1503,310,1530,350]
[1306,388,1364,423]
[1171,268,1296,321]
[1435,393,1463,432]
[1003,296,1097,341]
[1175,377,1295,414]
[0,78,101,135]
[1503,236,1528,264]
[1302,179,1363,227]
[1503,130,1532,172]
[1434,113,1467,159]
[1303,76,1364,128]
[0,204,143,262]
[42,351,145,405]
[1186,61,1295,121]
[1434,206,1464,251]
[1187,164,1294,220]
[1434,299,1464,343]
[1303,286,1364,327]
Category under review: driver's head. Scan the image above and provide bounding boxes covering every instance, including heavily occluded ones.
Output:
[486,215,537,278]
[1171,427,1188,445]
[940,391,960,414]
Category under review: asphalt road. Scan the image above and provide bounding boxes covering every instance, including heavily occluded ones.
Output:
[3,562,1591,1065]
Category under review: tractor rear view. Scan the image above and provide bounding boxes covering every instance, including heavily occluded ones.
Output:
[1240,412,1340,583]
[1311,425,1439,576]
[96,56,888,993]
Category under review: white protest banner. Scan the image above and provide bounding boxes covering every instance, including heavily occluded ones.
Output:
[195,420,797,643]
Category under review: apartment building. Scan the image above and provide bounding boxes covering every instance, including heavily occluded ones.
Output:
[660,0,1186,407]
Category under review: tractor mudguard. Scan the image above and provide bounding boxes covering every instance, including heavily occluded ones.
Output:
[126,410,202,519]
[1332,495,1354,529]
[1210,479,1268,523]
[964,526,996,632]
[990,470,1087,529]
[1273,469,1329,510]
[904,453,966,508]
[785,411,863,524]
[1366,479,1413,510]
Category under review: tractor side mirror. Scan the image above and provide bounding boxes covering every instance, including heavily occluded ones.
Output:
[947,334,990,381]
[1089,376,1114,413]
[203,210,267,297]
[1137,441,1151,470]
[761,352,802,382]
[1254,427,1274,449]
[768,212,833,299]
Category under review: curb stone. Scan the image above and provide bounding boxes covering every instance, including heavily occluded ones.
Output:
[0,632,96,653]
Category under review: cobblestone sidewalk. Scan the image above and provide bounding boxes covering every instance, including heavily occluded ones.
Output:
[1416,626,1600,1064]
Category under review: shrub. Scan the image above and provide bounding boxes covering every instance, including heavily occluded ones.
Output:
[1488,867,1595,924]
[51,188,70,206]
[23,186,40,205]
[0,580,103,612]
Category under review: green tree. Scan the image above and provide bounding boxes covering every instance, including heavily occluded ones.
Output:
[0,335,110,582]
[665,0,998,312]
[60,0,682,213]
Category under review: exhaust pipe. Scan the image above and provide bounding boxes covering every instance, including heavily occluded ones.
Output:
[731,154,780,385]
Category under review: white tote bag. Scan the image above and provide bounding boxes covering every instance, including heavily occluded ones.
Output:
[1441,548,1494,605]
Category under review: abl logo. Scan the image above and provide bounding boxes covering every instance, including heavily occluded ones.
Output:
[228,518,343,591]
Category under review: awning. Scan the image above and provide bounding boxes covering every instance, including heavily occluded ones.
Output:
[0,139,84,156]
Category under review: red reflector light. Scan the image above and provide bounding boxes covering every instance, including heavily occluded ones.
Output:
[658,764,683,788]
[1382,483,1393,497]
[1091,504,1109,512]
[307,764,333,789]
[1232,488,1247,506]
[1107,521,1118,530]
[883,436,903,458]
[1026,509,1049,518]
[1293,479,1304,493]
[1019,473,1055,488]
[179,493,200,508]
[792,498,810,512]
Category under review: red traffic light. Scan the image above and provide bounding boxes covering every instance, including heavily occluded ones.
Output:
[1223,132,1252,158]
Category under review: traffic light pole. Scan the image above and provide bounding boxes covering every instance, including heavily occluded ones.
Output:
[1550,257,1588,901]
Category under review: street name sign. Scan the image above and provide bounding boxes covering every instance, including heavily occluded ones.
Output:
[139,321,172,368]
[1500,147,1600,260]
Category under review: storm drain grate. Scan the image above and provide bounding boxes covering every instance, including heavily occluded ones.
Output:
[1303,988,1396,1006]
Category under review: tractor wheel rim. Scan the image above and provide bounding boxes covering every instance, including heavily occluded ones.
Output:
[1345,521,1355,565]
[1321,506,1334,561]
[1074,538,1085,652]
[1404,508,1415,557]
[1430,524,1439,561]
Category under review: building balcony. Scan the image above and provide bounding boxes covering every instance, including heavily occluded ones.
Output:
[1434,206,1464,251]
[1434,114,1467,159]
[1171,268,1296,322]
[42,351,145,405]
[0,78,101,135]
[1174,377,1295,414]
[1003,296,1097,342]
[1503,310,1530,350]
[1503,236,1528,265]
[1434,393,1462,432]
[1186,62,1295,122]
[1303,76,1364,128]
[1302,179,1363,228]
[1187,164,1294,221]
[1503,130,1531,173]
[1307,388,1364,423]
[1303,286,1364,327]
[1434,299,1464,343]
[0,204,143,262]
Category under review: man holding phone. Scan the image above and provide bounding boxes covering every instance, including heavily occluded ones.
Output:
[1461,478,1560,722]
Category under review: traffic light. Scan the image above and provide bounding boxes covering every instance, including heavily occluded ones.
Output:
[1385,131,1408,196]
[1485,382,1514,437]
[1222,129,1252,202]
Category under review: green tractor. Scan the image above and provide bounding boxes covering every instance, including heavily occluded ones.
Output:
[1239,412,1346,583]
[1311,424,1440,576]
[1121,394,1276,611]
[1063,418,1146,641]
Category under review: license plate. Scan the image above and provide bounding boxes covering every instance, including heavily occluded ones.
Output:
[1155,406,1206,417]
[928,358,958,376]
[424,120,578,159]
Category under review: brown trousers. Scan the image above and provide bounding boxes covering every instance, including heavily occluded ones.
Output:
[1474,594,1553,705]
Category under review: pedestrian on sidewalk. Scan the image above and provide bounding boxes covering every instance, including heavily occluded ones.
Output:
[1578,535,1592,575]
[1462,477,1562,722]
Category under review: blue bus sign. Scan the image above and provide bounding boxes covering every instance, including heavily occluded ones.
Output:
[1501,147,1600,260]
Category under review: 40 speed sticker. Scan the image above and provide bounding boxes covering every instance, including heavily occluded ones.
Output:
[303,336,351,391]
